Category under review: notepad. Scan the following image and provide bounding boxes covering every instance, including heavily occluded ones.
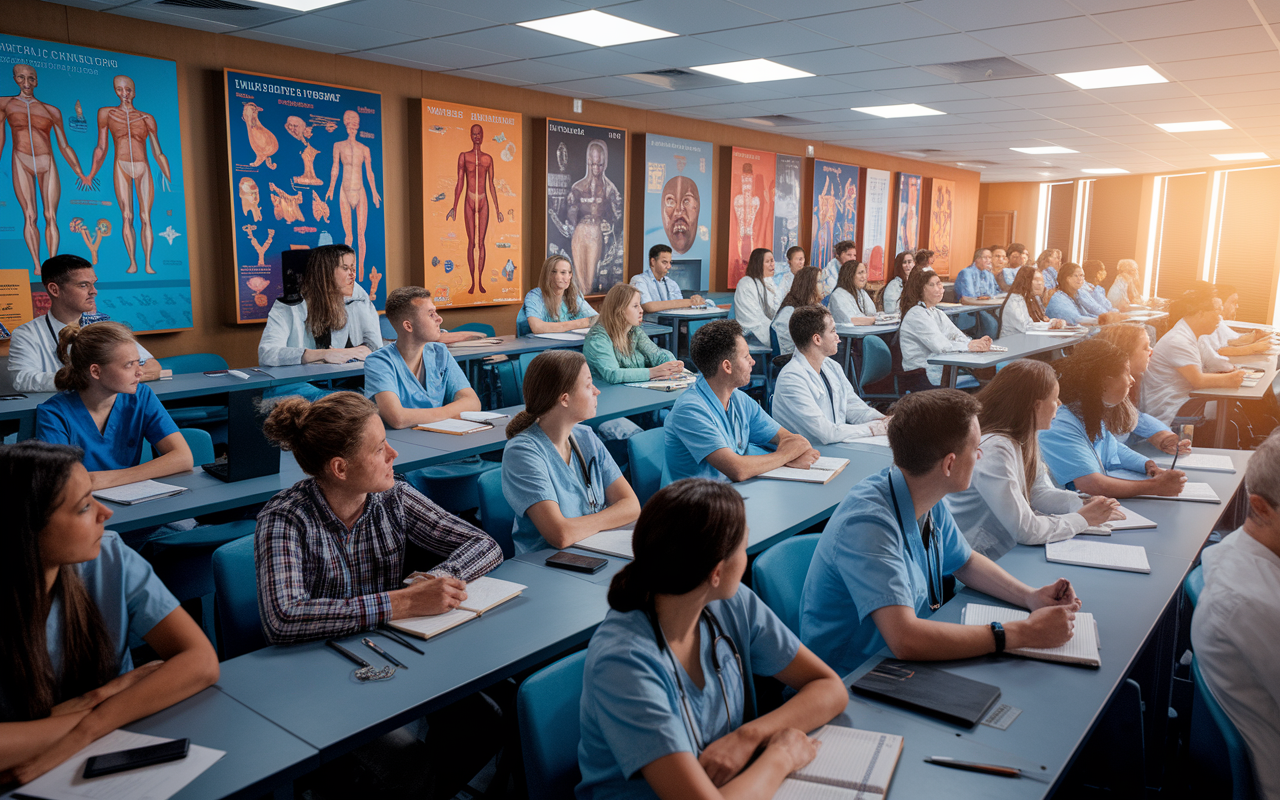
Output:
[1136,482,1221,504]
[460,410,509,423]
[987,345,1009,352]
[390,576,527,640]
[850,658,1001,727]
[659,307,722,316]
[530,332,587,341]
[92,480,189,505]
[574,528,634,559]
[773,725,904,800]
[1161,454,1235,473]
[961,603,1101,668]
[1046,540,1151,573]
[760,457,849,484]
[449,337,505,347]
[1082,506,1157,535]
[625,371,698,392]
[15,729,224,800]
[414,418,493,435]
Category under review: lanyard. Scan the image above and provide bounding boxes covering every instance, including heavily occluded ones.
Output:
[887,470,943,611]
[658,277,669,302]
[818,366,837,423]
[45,314,58,347]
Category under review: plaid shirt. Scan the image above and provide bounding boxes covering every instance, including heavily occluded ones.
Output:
[255,478,503,644]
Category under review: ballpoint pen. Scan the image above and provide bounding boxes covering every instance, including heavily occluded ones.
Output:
[378,624,425,655]
[326,638,371,668]
[362,637,407,669]
[924,756,1022,778]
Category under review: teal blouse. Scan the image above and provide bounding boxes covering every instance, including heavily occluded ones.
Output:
[583,325,676,384]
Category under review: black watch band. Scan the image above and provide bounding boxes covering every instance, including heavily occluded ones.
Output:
[990,621,1006,654]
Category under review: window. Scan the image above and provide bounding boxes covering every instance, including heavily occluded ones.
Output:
[1036,181,1073,260]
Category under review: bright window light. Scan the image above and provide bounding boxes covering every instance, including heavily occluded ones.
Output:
[851,104,945,118]
[1211,152,1269,161]
[1056,65,1166,89]
[1082,168,1129,174]
[1157,120,1230,133]
[250,0,347,9]
[518,10,676,47]
[1011,146,1077,154]
[689,59,813,83]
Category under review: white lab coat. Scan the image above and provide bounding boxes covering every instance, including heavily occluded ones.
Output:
[8,313,154,392]
[733,277,779,347]
[829,287,876,323]
[772,306,797,355]
[899,302,970,386]
[881,277,904,315]
[1198,320,1238,372]
[258,283,382,366]
[771,355,885,444]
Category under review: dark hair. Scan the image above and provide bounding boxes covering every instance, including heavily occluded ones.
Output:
[691,319,744,377]
[988,244,1006,255]
[41,254,93,289]
[263,391,379,477]
[608,479,746,612]
[915,248,934,266]
[301,244,354,339]
[899,266,938,315]
[972,246,991,263]
[887,389,981,476]
[55,321,139,393]
[506,349,587,438]
[877,251,915,309]
[1170,285,1217,324]
[744,248,772,284]
[998,266,1048,335]
[1007,243,1027,257]
[0,441,115,720]
[1056,262,1086,310]
[785,246,804,262]
[834,240,856,258]
[976,360,1057,497]
[385,286,431,327]
[789,305,831,352]
[648,243,672,263]
[1036,249,1055,270]
[1055,339,1137,442]
[779,266,822,311]
[1081,259,1106,285]
[1214,284,1238,301]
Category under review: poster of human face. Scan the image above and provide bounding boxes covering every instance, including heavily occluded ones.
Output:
[810,159,859,270]
[643,134,711,287]
[421,100,522,308]
[727,147,775,289]
[929,178,955,277]
[896,173,921,256]
[861,168,891,282]
[773,154,802,266]
[225,69,385,323]
[0,34,191,333]
[546,119,626,296]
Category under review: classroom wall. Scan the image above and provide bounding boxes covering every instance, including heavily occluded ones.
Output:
[976,182,1039,250]
[7,0,980,366]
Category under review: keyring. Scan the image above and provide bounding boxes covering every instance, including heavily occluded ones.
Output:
[353,665,396,683]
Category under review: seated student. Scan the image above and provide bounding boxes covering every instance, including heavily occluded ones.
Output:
[1079,260,1119,317]
[584,284,683,384]
[732,248,779,348]
[1190,431,1280,800]
[773,245,807,297]
[523,255,598,335]
[820,240,858,297]
[828,260,877,325]
[258,244,381,367]
[878,250,914,314]
[998,266,1066,336]
[577,478,847,800]
[0,441,218,786]
[915,248,935,270]
[800,389,1083,674]
[771,266,823,355]
[1142,286,1246,429]
[9,255,160,392]
[1096,325,1192,456]
[1035,249,1058,290]
[946,360,1121,560]
[989,245,1010,292]
[955,247,1001,304]
[630,244,705,322]
[664,320,817,483]
[1199,284,1270,369]
[1039,339,1187,498]
[899,267,992,386]
[1045,262,1122,326]
[502,350,640,553]
[35,322,193,491]
[998,242,1029,291]
[1107,258,1143,311]
[772,306,887,444]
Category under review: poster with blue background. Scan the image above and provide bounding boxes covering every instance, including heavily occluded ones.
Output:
[225,69,384,322]
[0,34,191,333]
[642,134,711,292]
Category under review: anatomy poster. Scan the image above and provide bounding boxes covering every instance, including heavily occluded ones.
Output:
[861,168,891,282]
[929,178,955,277]
[773,153,802,264]
[225,69,384,323]
[0,34,191,333]
[421,100,522,308]
[810,159,859,270]
[546,118,626,296]
[727,147,774,289]
[643,134,711,289]
[896,173,921,256]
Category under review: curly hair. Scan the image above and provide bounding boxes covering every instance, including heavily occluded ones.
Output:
[1055,339,1137,442]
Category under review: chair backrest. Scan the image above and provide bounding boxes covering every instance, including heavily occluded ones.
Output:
[859,335,894,392]
[142,428,215,466]
[627,428,665,506]
[1191,655,1258,800]
[162,353,228,375]
[476,467,515,558]
[453,322,497,337]
[1184,564,1205,608]
[379,314,398,342]
[516,307,531,337]
[518,650,587,800]
[750,533,821,636]
[211,535,266,660]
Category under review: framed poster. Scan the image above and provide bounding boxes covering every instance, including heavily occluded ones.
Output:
[929,178,955,277]
[0,34,191,333]
[421,100,522,308]
[727,147,774,288]
[811,159,859,270]
[546,119,626,295]
[896,173,922,256]
[225,69,385,322]
[773,154,803,264]
[643,134,711,289]
[861,168,891,282]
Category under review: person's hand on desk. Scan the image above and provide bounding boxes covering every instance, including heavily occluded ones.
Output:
[697,726,765,786]
[1049,318,1066,330]
[688,294,705,308]
[849,316,876,326]
[48,661,164,717]
[1005,605,1078,651]
[868,416,892,437]
[394,574,468,617]
[309,345,372,365]
[968,336,993,353]
[1143,463,1187,495]
[1223,369,1247,388]
[648,361,684,380]
[777,433,819,469]
[1149,430,1192,455]
[1078,496,1122,527]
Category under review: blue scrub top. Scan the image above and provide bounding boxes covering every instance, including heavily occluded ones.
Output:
[35,384,179,471]
[523,288,598,325]
[800,466,973,676]
[576,586,799,800]
[1042,267,1058,290]
[954,265,999,299]
[363,342,470,409]
[662,379,780,484]
[1045,290,1091,325]
[1038,405,1150,489]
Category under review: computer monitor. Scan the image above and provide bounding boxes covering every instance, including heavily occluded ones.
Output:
[279,247,311,304]
[667,258,709,295]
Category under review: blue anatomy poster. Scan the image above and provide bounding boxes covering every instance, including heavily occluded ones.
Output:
[225,69,385,322]
[642,134,711,288]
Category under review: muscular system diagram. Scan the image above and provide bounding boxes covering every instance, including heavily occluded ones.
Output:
[311,190,330,223]
[241,102,277,170]
[551,139,622,294]
[285,115,322,187]
[327,109,380,282]
[446,124,503,295]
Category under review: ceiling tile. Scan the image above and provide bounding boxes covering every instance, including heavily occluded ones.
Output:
[463,59,593,84]
[728,0,901,17]
[609,0,775,34]
[968,16,1119,54]
[693,22,845,57]
[434,25,587,60]
[967,75,1072,97]
[534,48,669,75]
[1013,90,1108,109]
[908,0,1081,31]
[841,67,953,90]
[747,97,838,114]
[929,97,1024,114]
[315,1,489,37]
[863,32,1003,65]
[542,75,659,96]
[1014,43,1146,74]
[1183,71,1280,95]
[244,15,418,51]
[48,0,132,9]
[351,49,451,69]
[685,82,793,102]
[1119,96,1216,115]
[762,76,865,96]
[610,37,751,67]
[1129,26,1275,63]
[362,39,513,69]
[794,5,956,45]
[1084,82,1192,102]
[874,83,991,104]
[109,3,244,32]
[1092,0,1262,39]
[416,0,588,24]
[1160,52,1280,82]
[772,46,903,76]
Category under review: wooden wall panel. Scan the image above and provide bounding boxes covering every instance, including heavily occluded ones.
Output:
[976,182,1039,249]
[1085,175,1146,276]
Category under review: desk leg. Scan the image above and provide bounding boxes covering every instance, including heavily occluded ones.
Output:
[943,365,958,389]
[1213,404,1227,449]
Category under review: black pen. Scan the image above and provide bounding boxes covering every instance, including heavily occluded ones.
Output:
[379,624,425,655]
[326,638,371,668]
[924,756,1022,778]
[362,637,407,669]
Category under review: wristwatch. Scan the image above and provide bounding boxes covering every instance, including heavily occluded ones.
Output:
[990,621,1006,654]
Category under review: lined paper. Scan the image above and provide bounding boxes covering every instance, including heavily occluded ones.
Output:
[962,604,1100,667]
[789,725,903,796]
[1046,540,1151,573]
[1136,482,1221,503]
[1161,454,1235,473]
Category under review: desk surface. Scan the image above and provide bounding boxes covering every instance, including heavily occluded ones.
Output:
[928,332,1087,369]
[1190,351,1279,401]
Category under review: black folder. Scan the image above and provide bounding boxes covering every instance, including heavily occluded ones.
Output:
[851,658,1002,728]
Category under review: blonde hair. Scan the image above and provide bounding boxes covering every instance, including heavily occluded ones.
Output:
[263,391,378,477]
[597,283,640,358]
[54,322,139,392]
[538,255,582,319]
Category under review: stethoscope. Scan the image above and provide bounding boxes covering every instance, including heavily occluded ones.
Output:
[566,434,601,513]
[649,608,746,754]
[698,382,746,452]
[888,469,943,611]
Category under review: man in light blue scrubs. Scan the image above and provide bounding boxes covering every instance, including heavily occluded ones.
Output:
[663,319,817,484]
[631,243,704,322]
[800,389,1085,675]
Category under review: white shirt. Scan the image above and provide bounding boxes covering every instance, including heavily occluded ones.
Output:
[1107,275,1134,308]
[1191,527,1280,800]
[630,268,683,322]
[8,313,155,393]
[771,354,884,444]
[899,302,970,386]
[258,283,382,367]
[828,287,875,323]
[1142,318,1203,427]
[881,277,904,316]
[1198,320,1238,372]
[733,277,779,347]
[771,306,797,355]
[945,433,1087,560]
[773,270,795,298]
[998,294,1037,336]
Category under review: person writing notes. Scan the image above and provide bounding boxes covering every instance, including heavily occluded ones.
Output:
[770,266,823,356]
[899,268,991,387]
[954,247,1000,304]
[828,260,877,325]
[1096,325,1192,456]
[577,478,847,800]
[732,248,779,348]
[521,255,598,335]
[631,244,705,321]
[998,266,1065,336]
[800,390,1083,674]
[584,284,683,384]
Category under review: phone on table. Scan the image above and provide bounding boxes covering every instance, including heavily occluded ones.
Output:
[83,738,189,778]
[203,370,228,376]
[0,393,27,400]
[546,551,608,574]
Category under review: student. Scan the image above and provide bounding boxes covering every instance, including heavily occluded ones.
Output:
[258,244,381,367]
[1035,249,1058,290]
[955,247,1000,304]
[1199,284,1270,369]
[522,255,598,335]
[584,284,682,384]
[1096,325,1192,456]
[800,389,1083,674]
[878,250,914,314]
[773,245,806,297]
[914,248,935,270]
[1190,431,1280,800]
[946,360,1121,560]
[820,240,857,297]
[828,260,877,325]
[664,320,816,484]
[1142,286,1246,428]
[732,248,779,348]
[502,350,640,553]
[1107,258,1143,311]
[1079,260,1117,317]
[35,322,192,491]
[631,244,704,322]
[990,245,1011,292]
[1000,242,1029,290]
[577,478,847,800]
[1039,339,1187,498]
[1045,262,1117,326]
[899,268,991,386]
[9,254,160,392]
[998,266,1065,336]
[771,266,822,355]
[772,306,887,444]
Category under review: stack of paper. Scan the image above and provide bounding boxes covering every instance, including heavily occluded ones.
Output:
[93,480,188,506]
[16,730,224,800]
[1162,454,1235,473]
[460,410,509,423]
[1046,540,1151,573]
[1136,482,1221,503]
[574,528,634,559]
[962,603,1101,668]
[760,457,849,484]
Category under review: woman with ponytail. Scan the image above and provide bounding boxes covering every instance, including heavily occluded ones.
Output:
[502,350,640,554]
[0,441,217,785]
[577,478,846,800]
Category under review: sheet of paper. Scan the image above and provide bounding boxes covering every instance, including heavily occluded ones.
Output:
[811,457,849,472]
[575,528,634,559]
[858,435,891,448]
[760,466,832,483]
[14,729,224,800]
[530,332,587,341]
[460,411,508,422]
[773,779,864,800]
[962,604,1100,664]
[1159,454,1235,473]
[92,480,187,505]
[416,418,490,434]
[1046,540,1151,573]
[1136,482,1221,503]
[660,307,721,316]
[791,725,902,794]
[460,576,527,612]
[448,338,505,347]
[1100,507,1157,531]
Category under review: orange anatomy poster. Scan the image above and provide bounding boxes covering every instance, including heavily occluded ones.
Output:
[727,147,775,289]
[420,100,523,308]
[0,269,34,339]
[928,179,954,277]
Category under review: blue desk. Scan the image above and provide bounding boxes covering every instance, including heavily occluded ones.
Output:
[653,307,728,361]
[446,325,670,388]
[928,332,1087,389]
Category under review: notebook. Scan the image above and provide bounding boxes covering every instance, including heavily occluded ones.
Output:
[1135,482,1221,504]
[850,658,1002,728]
[574,528,634,559]
[1162,454,1235,473]
[625,371,698,392]
[1046,540,1151,573]
[773,725,904,800]
[92,480,189,505]
[460,410,509,423]
[961,604,1100,668]
[414,418,493,435]
[1082,507,1157,535]
[389,576,526,640]
[760,457,849,484]
[530,332,586,341]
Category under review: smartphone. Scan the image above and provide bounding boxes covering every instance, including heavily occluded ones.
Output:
[546,551,608,574]
[203,369,228,376]
[0,393,27,400]
[83,738,189,779]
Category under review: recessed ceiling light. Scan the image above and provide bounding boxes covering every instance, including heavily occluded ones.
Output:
[899,150,929,157]
[1011,146,1077,154]
[1082,168,1129,174]
[1211,152,1269,161]
[955,162,987,168]
[689,58,813,83]
[1056,65,1166,89]
[250,0,347,8]
[518,10,676,47]
[851,104,945,118]
[1156,120,1230,133]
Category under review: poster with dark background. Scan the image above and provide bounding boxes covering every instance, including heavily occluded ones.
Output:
[546,118,626,295]
[773,154,802,263]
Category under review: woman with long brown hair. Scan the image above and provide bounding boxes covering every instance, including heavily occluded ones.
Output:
[998,266,1066,336]
[732,247,779,347]
[522,254,598,335]
[829,260,877,325]
[258,244,381,366]
[1097,324,1192,456]
[878,249,915,313]
[899,267,991,385]
[1045,262,1119,326]
[1035,248,1058,290]
[583,284,682,384]
[770,265,823,354]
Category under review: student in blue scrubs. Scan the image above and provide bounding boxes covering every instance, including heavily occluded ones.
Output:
[502,350,640,553]
[521,255,598,336]
[663,320,816,484]
[577,478,847,800]
[800,389,1083,676]
[35,322,192,491]
[0,441,217,784]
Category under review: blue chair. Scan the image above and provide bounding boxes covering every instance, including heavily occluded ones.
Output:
[476,467,515,558]
[407,458,500,516]
[858,335,897,402]
[453,322,496,337]
[627,427,665,505]
[1185,563,1205,607]
[516,307,532,337]
[750,534,821,636]
[517,650,587,800]
[1190,655,1257,800]
[211,535,266,660]
[163,353,227,374]
[160,354,230,430]
[142,428,216,466]
[380,314,397,342]
[143,521,255,644]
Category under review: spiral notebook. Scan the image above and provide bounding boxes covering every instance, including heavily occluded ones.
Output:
[773,725,903,800]
[389,577,526,640]
[961,603,1101,668]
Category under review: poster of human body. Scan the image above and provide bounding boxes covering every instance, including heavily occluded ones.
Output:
[896,173,921,256]
[773,153,802,263]
[225,69,384,323]
[546,119,625,296]
[810,159,859,270]
[643,134,711,289]
[421,100,522,308]
[727,147,774,289]
[861,168,891,282]
[929,178,954,277]
[0,34,191,333]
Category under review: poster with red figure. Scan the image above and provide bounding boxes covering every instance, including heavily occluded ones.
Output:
[810,159,859,271]
[727,147,775,289]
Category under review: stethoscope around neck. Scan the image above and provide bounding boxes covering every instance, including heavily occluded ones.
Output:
[647,607,747,755]
[888,468,943,611]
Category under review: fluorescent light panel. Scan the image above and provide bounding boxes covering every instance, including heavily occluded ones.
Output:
[1211,152,1269,161]
[1056,65,1166,89]
[1082,168,1129,174]
[517,10,676,47]
[851,104,944,118]
[1157,120,1230,132]
[689,59,812,83]
[251,0,346,9]
[1011,146,1077,154]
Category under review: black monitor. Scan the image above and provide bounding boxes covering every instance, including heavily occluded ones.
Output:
[667,258,709,295]
[279,247,311,304]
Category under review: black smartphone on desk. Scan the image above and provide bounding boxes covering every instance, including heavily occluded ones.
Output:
[546,551,608,574]
[83,738,189,778]
[0,393,27,400]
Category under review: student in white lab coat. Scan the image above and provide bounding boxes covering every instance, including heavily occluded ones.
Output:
[899,268,991,386]
[877,250,914,315]
[770,266,822,356]
[828,261,877,326]
[732,247,779,348]
[997,266,1065,336]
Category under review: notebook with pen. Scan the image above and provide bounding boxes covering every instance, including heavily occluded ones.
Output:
[961,604,1101,668]
[389,576,527,640]
[772,725,903,800]
[92,480,189,505]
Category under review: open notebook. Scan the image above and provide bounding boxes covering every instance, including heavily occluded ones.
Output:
[1046,540,1151,574]
[414,418,494,435]
[1135,482,1221,504]
[574,528,634,559]
[962,603,1101,668]
[1160,454,1235,473]
[1082,507,1157,535]
[773,725,903,800]
[389,576,526,640]
[92,480,188,505]
[760,457,849,484]
[530,332,586,341]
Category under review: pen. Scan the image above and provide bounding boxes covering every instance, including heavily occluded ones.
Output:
[362,637,407,669]
[378,624,425,655]
[924,756,1022,778]
[326,638,371,668]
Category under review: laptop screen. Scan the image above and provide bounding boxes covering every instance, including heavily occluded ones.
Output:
[667,259,708,295]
